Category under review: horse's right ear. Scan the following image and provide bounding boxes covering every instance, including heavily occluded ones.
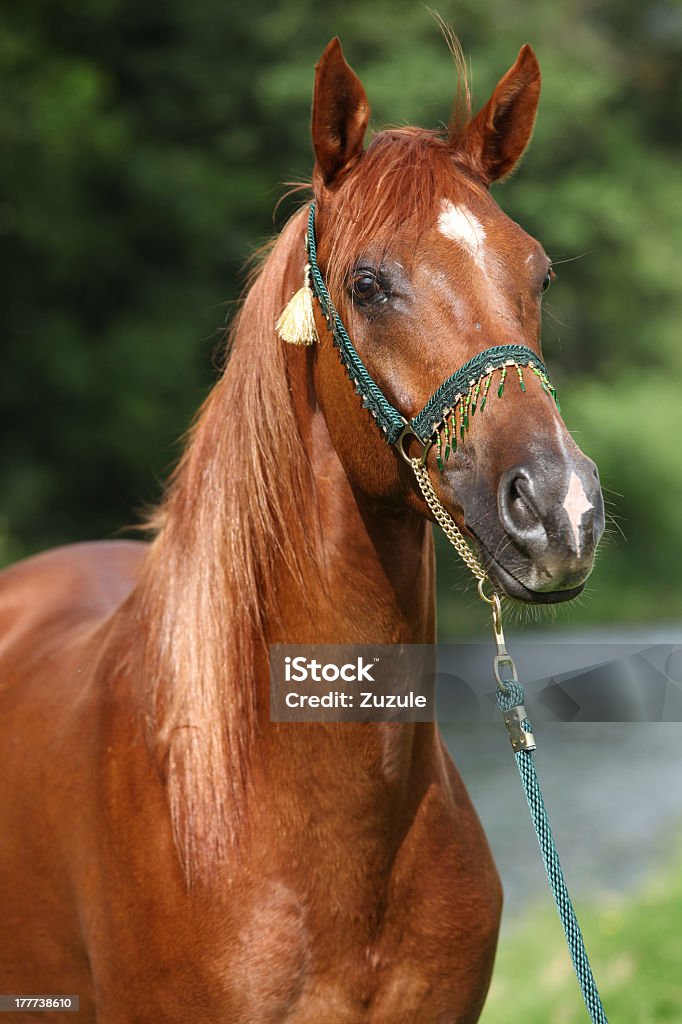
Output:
[312,38,369,187]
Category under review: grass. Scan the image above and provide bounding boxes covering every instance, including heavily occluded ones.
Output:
[480,836,682,1022]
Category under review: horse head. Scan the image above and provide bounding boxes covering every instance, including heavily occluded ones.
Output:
[304,38,604,603]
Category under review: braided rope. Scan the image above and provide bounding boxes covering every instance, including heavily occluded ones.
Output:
[497,683,609,1024]
[410,344,549,441]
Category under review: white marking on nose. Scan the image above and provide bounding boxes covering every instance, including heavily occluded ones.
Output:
[437,199,487,269]
[563,471,592,555]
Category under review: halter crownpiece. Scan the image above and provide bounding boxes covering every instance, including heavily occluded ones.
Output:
[276,203,558,470]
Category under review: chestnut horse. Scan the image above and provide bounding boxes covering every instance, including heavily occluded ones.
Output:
[0,39,603,1023]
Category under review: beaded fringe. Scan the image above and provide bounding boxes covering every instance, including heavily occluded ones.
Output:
[433,361,558,472]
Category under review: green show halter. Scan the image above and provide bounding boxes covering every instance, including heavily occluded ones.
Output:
[305,203,558,469]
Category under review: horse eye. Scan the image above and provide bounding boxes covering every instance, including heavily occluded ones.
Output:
[541,268,555,294]
[352,271,382,301]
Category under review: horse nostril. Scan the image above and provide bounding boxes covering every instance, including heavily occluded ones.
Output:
[585,459,600,486]
[510,474,538,521]
[498,468,544,548]
[498,460,604,567]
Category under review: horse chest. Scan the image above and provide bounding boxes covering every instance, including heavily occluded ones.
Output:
[224,782,501,1023]
[225,884,495,1024]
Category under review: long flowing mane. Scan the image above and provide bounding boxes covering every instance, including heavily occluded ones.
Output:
[131,210,320,886]
[128,42,475,886]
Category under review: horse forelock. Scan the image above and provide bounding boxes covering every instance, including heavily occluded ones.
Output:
[132,209,321,887]
[320,130,486,303]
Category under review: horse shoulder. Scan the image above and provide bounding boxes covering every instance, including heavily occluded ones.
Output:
[367,751,502,1022]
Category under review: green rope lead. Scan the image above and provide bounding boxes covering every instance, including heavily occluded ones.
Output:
[412,453,607,1019]
[496,680,609,1024]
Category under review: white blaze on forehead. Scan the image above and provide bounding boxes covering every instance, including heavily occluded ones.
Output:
[563,471,593,555]
[437,199,487,269]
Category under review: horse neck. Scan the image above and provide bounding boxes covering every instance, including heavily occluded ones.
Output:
[272,358,435,647]
[254,216,438,843]
[262,381,438,828]
[129,208,437,884]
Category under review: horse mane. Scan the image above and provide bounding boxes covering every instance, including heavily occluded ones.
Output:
[129,40,476,887]
[131,208,320,887]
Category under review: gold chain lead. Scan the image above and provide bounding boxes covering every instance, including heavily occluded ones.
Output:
[411,455,533,739]
[410,459,489,582]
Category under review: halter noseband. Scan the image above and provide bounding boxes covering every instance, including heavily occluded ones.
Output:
[305,203,558,469]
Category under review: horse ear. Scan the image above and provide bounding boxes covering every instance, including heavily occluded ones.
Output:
[461,44,541,184]
[312,38,369,187]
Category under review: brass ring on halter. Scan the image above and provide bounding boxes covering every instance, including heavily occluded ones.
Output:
[396,423,432,467]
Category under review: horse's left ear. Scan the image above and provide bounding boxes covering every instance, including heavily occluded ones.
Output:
[461,44,541,184]
[312,38,370,187]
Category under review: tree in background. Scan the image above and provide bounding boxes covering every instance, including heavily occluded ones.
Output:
[1,0,680,630]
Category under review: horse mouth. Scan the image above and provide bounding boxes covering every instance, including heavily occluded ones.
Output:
[467,531,587,605]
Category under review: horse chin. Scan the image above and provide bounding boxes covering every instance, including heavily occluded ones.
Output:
[486,558,586,604]
[469,535,587,605]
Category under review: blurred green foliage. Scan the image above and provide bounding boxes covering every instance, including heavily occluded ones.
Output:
[1,1,680,628]
[481,833,682,1021]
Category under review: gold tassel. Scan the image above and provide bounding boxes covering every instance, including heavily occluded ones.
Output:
[275,263,318,346]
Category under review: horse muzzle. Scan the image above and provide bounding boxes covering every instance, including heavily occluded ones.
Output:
[466,452,605,603]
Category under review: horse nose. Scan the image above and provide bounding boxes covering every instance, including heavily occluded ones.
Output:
[498,457,604,591]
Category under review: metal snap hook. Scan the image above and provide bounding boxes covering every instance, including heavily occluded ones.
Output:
[476,580,516,696]
[493,654,519,696]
